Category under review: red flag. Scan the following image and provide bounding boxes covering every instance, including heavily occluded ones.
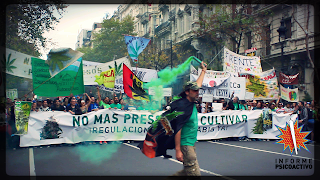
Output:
[279,72,299,85]
[123,64,150,101]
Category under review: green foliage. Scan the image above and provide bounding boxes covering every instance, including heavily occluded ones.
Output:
[251,113,265,134]
[247,76,266,97]
[6,3,68,51]
[77,15,136,63]
[302,91,313,102]
[194,4,272,54]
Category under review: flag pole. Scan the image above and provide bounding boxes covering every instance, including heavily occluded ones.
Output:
[207,47,224,66]
[20,74,56,99]
[69,61,81,96]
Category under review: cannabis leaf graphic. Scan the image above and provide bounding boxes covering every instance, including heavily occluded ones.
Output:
[47,51,70,73]
[246,76,266,97]
[251,113,265,134]
[128,40,141,59]
[108,61,123,77]
[4,53,17,73]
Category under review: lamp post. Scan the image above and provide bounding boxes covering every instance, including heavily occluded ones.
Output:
[277,18,287,73]
[166,39,173,69]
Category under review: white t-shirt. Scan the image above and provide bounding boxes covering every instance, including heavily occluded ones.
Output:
[40,106,51,111]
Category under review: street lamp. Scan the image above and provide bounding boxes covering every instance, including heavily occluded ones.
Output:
[166,39,173,69]
[277,18,287,73]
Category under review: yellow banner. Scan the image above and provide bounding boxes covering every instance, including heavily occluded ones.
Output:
[94,68,115,88]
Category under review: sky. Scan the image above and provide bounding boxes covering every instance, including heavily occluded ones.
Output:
[40,4,119,59]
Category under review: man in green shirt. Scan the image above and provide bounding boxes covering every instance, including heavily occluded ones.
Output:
[172,61,207,177]
[96,87,111,109]
[110,99,123,109]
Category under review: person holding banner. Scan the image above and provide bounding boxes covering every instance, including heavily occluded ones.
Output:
[227,96,240,110]
[96,87,111,109]
[51,99,65,111]
[79,93,92,114]
[291,101,308,131]
[66,98,82,115]
[88,96,99,112]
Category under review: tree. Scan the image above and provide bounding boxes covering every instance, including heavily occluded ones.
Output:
[289,3,320,84]
[77,15,136,63]
[6,3,68,52]
[4,2,68,98]
[194,4,272,54]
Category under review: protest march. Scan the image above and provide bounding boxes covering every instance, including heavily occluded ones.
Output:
[4,43,315,150]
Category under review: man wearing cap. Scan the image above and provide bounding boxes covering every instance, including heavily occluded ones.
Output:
[139,62,207,178]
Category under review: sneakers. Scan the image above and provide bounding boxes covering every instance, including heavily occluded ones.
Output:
[99,141,107,144]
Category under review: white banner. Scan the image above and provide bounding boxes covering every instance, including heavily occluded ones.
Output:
[202,94,214,102]
[230,77,246,100]
[4,48,38,79]
[132,67,158,82]
[83,57,131,86]
[247,112,297,139]
[240,68,279,100]
[190,74,230,98]
[280,85,299,102]
[244,92,255,100]
[197,68,229,78]
[211,103,223,111]
[223,47,262,77]
[20,110,296,147]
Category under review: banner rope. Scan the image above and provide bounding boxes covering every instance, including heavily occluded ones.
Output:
[207,47,224,66]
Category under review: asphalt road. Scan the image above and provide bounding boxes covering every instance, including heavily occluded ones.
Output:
[4,140,319,179]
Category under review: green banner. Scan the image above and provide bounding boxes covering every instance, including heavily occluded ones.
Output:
[14,101,32,135]
[31,57,84,97]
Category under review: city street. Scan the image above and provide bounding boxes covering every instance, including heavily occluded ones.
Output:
[5,140,318,178]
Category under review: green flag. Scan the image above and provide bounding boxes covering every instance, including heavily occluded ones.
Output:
[31,57,84,97]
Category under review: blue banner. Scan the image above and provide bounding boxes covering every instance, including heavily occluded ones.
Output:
[124,35,150,63]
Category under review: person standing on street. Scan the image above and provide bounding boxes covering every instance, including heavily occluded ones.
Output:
[139,61,207,179]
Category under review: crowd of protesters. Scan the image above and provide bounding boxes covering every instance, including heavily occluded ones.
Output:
[4,89,318,147]
[194,92,317,143]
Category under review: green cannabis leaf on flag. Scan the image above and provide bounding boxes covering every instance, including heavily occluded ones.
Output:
[47,51,70,72]
[46,48,84,78]
[124,35,150,63]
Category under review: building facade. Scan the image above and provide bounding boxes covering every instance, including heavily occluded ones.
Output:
[83,2,319,100]
[75,29,92,49]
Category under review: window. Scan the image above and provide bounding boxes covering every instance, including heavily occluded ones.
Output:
[245,31,252,50]
[180,16,184,34]
[285,18,292,39]
[232,40,237,52]
[266,25,271,55]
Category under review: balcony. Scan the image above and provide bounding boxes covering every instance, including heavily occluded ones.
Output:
[136,11,142,18]
[168,8,176,21]
[159,4,169,11]
[141,13,149,24]
[155,21,171,36]
[143,32,150,38]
